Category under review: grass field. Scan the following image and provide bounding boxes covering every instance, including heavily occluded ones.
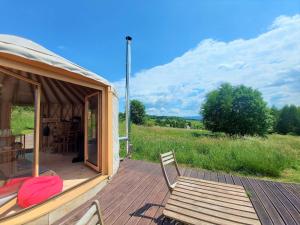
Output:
[11,106,34,135]
[120,122,300,183]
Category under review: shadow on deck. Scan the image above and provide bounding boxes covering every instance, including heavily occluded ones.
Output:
[56,159,300,225]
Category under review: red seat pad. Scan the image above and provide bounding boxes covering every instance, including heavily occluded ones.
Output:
[0,177,31,198]
[18,176,63,208]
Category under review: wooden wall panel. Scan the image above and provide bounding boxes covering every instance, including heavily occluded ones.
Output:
[0,102,11,129]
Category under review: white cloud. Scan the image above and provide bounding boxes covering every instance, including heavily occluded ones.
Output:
[114,14,300,116]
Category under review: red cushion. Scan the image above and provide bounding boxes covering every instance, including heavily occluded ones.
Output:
[0,177,31,198]
[18,176,63,208]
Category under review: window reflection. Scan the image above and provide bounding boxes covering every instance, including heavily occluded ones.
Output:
[0,73,35,179]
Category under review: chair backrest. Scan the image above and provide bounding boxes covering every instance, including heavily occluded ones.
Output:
[75,200,104,225]
[160,150,181,192]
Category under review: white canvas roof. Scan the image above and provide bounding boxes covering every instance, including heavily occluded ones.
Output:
[0,34,111,87]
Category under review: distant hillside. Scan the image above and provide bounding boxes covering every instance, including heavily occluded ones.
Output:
[184,115,202,121]
[147,115,202,121]
[119,113,203,129]
[145,114,203,129]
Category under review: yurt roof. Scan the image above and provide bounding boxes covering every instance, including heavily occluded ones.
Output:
[0,34,111,87]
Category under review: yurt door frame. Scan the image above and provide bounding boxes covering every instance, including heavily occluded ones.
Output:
[84,91,101,172]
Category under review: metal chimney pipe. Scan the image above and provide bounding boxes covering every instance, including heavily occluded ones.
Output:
[125,36,132,154]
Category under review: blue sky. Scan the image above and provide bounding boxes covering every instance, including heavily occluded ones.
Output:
[1,1,300,116]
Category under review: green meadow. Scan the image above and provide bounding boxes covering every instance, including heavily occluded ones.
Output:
[11,106,35,135]
[120,122,300,183]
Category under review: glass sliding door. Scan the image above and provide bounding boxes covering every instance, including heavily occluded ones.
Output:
[84,92,101,171]
[0,72,40,178]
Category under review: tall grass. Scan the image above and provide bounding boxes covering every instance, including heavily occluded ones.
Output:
[120,123,300,182]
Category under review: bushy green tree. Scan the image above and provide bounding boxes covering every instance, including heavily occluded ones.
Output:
[130,100,146,125]
[119,112,125,121]
[297,107,300,135]
[276,105,300,135]
[201,83,271,136]
[269,106,280,133]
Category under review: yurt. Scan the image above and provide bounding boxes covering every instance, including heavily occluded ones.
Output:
[0,35,120,224]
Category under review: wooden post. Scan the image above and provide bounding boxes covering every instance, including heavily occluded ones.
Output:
[84,96,88,166]
[34,85,41,177]
[0,102,11,129]
[98,92,101,172]
[106,88,113,176]
[101,90,107,175]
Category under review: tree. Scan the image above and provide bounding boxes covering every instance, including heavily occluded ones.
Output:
[269,106,280,133]
[119,112,125,121]
[297,107,300,135]
[276,105,300,135]
[130,100,146,125]
[201,83,271,136]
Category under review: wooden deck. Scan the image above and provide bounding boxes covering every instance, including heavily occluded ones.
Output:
[56,159,300,225]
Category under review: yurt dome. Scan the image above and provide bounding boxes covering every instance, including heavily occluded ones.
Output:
[0,35,120,223]
[0,34,110,86]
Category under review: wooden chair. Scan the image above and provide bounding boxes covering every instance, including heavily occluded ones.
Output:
[75,200,104,225]
[63,130,78,153]
[160,151,262,225]
[160,150,181,191]
[52,123,64,153]
[13,142,24,159]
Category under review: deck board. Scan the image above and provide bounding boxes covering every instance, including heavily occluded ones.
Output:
[264,181,300,224]
[255,179,297,225]
[224,173,235,185]
[217,172,226,183]
[240,178,274,225]
[196,169,205,179]
[247,178,285,225]
[55,159,300,225]
[275,183,300,213]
